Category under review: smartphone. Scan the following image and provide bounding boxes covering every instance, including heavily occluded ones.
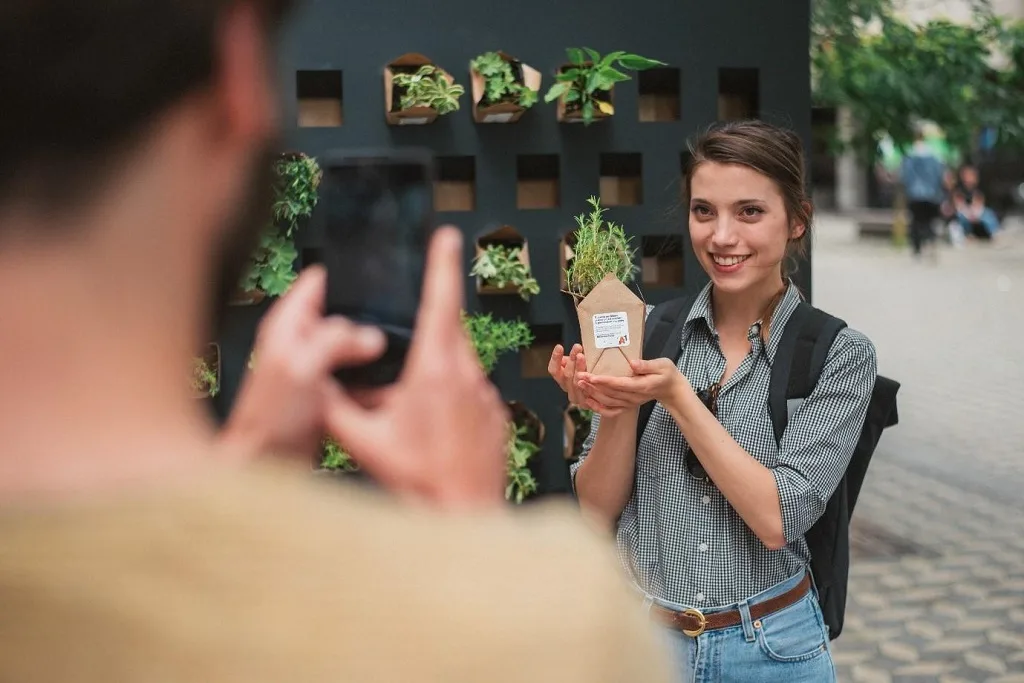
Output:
[313,148,436,387]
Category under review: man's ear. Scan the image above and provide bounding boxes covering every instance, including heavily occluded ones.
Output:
[214,2,279,147]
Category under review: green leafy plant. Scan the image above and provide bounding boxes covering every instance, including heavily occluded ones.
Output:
[506,424,539,504]
[470,51,538,108]
[563,196,638,300]
[543,48,665,126]
[462,312,534,374]
[565,406,594,462]
[392,65,465,115]
[320,437,357,472]
[240,153,321,297]
[470,245,540,301]
[191,357,219,398]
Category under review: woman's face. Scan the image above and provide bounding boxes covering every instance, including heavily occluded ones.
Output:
[688,161,802,296]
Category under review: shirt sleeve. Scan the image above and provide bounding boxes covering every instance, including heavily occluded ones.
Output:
[568,412,601,495]
[773,327,878,543]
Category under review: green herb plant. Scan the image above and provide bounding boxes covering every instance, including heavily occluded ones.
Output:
[543,48,665,126]
[470,245,541,301]
[240,153,321,297]
[506,424,539,504]
[565,406,594,462]
[320,437,357,472]
[392,65,465,115]
[563,196,639,301]
[191,357,219,398]
[470,51,539,108]
[462,312,534,374]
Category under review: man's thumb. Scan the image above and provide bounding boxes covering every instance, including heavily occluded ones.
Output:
[321,382,375,458]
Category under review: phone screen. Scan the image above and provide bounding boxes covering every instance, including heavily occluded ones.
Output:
[315,149,435,387]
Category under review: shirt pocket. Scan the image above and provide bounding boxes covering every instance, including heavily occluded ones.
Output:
[755,593,830,663]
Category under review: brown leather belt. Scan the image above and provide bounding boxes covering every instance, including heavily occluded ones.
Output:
[650,574,812,637]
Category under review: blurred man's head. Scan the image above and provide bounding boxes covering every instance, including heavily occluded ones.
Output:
[0,0,294,336]
[959,164,979,190]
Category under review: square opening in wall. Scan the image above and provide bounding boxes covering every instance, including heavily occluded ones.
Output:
[434,156,476,212]
[641,235,684,288]
[718,68,759,121]
[599,153,643,206]
[296,70,343,127]
[301,248,323,269]
[517,155,560,209]
[638,68,681,122]
[521,324,563,379]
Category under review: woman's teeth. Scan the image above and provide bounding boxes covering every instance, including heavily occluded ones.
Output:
[712,254,749,266]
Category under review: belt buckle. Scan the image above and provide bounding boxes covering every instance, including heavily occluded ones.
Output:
[680,608,707,637]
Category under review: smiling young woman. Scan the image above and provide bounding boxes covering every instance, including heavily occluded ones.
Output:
[547,120,878,682]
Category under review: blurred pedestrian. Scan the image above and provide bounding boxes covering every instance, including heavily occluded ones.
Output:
[899,130,947,260]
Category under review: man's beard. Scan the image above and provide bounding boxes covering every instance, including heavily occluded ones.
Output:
[206,142,279,341]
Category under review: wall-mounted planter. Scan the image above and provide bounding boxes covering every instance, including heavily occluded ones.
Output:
[229,287,267,307]
[508,400,545,446]
[557,230,577,292]
[469,51,541,124]
[191,343,221,399]
[554,63,615,124]
[562,405,594,462]
[384,53,462,126]
[472,225,537,299]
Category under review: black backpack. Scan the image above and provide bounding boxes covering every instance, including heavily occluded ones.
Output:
[637,296,900,640]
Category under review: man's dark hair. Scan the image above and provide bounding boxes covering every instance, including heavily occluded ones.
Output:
[0,0,295,217]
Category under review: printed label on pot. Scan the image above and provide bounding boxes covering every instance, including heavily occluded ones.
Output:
[399,117,430,125]
[593,312,630,349]
[483,112,515,123]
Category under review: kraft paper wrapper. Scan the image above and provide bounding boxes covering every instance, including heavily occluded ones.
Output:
[471,51,542,124]
[575,274,645,378]
[384,52,453,125]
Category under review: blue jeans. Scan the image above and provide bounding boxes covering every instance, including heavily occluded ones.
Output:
[648,570,837,682]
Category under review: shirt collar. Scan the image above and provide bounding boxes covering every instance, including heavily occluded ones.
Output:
[682,280,804,365]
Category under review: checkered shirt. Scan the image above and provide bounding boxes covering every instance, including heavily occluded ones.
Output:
[570,281,877,609]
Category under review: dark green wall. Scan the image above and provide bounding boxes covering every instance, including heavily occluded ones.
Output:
[215,0,813,498]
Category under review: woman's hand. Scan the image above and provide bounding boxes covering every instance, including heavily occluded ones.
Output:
[548,344,628,417]
[577,358,693,412]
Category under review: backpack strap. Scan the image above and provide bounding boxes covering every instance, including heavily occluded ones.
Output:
[769,302,848,443]
[636,295,695,444]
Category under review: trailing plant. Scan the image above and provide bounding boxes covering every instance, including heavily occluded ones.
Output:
[470,245,540,301]
[191,357,219,397]
[320,437,357,472]
[506,424,539,504]
[543,48,664,126]
[392,65,464,115]
[462,312,534,374]
[240,153,321,297]
[563,196,638,300]
[470,51,538,108]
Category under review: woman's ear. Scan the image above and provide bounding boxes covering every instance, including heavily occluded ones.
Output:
[789,222,806,241]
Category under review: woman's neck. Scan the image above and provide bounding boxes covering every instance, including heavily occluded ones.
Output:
[711,277,787,334]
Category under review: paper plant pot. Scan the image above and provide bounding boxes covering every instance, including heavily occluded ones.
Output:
[470,51,542,124]
[555,63,615,124]
[384,52,453,126]
[562,406,594,462]
[474,225,531,296]
[508,400,545,447]
[575,274,645,378]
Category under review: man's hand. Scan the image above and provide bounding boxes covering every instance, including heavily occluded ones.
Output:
[218,266,386,462]
[323,227,510,509]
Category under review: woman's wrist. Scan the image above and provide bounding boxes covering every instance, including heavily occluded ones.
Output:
[664,374,697,418]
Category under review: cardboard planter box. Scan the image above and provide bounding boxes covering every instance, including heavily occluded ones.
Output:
[508,401,545,446]
[474,225,531,296]
[191,343,221,399]
[229,286,267,307]
[575,274,646,377]
[555,63,614,124]
[562,406,594,462]
[384,53,454,126]
[470,52,542,124]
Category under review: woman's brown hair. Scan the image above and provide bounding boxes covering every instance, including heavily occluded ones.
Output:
[682,120,814,341]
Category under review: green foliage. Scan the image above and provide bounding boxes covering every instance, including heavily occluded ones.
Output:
[564,196,638,300]
[462,312,534,375]
[320,437,357,472]
[470,52,538,109]
[543,48,665,126]
[505,424,539,504]
[470,244,540,301]
[240,153,321,297]
[392,65,465,115]
[191,357,219,397]
[565,405,594,462]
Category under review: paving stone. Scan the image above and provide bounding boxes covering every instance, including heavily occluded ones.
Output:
[925,638,986,653]
[904,620,944,640]
[892,661,959,677]
[879,641,920,662]
[988,630,1024,650]
[965,651,1009,675]
[851,664,893,683]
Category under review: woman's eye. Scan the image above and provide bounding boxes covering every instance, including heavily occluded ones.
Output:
[692,205,712,217]
[740,206,764,217]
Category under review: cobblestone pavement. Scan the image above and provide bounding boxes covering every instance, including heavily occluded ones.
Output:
[813,214,1024,683]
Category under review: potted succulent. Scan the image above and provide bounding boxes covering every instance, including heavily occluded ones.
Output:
[462,312,534,375]
[562,196,644,377]
[236,152,321,302]
[543,48,665,126]
[469,51,541,123]
[384,53,464,125]
[506,401,542,504]
[470,225,539,301]
[191,343,221,399]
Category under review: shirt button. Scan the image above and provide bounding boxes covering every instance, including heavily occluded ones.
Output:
[701,495,711,505]
[698,542,708,552]
[695,593,705,603]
